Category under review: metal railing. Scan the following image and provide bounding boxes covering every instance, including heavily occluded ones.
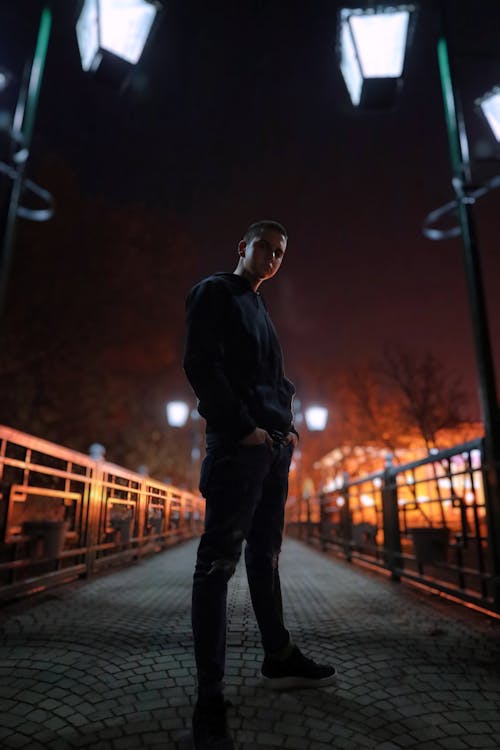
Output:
[287,438,500,614]
[0,425,205,602]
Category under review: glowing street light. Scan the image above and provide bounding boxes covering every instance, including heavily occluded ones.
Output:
[166,400,189,428]
[292,402,329,540]
[76,0,159,73]
[0,68,13,93]
[304,405,329,432]
[477,87,500,142]
[165,401,202,489]
[338,5,415,108]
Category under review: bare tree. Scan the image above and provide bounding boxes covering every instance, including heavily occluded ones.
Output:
[332,365,409,455]
[378,347,468,451]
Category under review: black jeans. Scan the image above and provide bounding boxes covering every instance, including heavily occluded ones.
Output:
[192,437,293,697]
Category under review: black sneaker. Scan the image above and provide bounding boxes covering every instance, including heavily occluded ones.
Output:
[261,645,337,690]
[192,696,234,749]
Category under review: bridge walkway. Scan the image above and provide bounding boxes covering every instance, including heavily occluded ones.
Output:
[1,538,500,749]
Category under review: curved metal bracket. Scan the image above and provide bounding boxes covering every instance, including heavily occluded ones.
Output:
[0,159,54,222]
[422,174,500,240]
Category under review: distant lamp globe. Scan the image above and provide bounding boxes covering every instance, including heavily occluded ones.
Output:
[0,68,13,92]
[338,5,415,108]
[76,0,159,73]
[89,442,106,459]
[166,401,189,428]
[304,406,328,432]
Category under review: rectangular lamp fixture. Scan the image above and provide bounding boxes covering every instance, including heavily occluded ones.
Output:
[77,0,159,73]
[477,87,500,142]
[338,5,415,108]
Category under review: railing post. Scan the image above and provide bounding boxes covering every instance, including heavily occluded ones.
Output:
[381,457,403,581]
[306,494,312,544]
[480,439,500,609]
[318,492,328,552]
[340,474,352,562]
[84,461,104,577]
[135,477,148,558]
[0,483,10,543]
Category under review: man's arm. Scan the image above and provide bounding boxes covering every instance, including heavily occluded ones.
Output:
[183,280,257,441]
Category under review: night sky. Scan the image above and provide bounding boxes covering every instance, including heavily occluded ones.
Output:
[2,0,500,440]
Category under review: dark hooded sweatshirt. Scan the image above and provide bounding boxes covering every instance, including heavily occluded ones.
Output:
[183,272,296,442]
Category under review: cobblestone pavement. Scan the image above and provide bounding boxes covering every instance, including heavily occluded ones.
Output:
[1,538,500,749]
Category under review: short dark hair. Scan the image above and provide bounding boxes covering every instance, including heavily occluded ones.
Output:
[243,220,288,244]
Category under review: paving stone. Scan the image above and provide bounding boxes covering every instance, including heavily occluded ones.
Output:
[439,739,469,750]
[274,721,307,737]
[2,733,32,748]
[0,713,25,729]
[283,737,310,749]
[256,731,284,745]
[413,725,447,741]
[464,737,500,748]
[461,722,496,734]
[45,716,69,731]
[112,736,145,749]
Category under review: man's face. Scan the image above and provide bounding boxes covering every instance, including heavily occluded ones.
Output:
[238,228,287,282]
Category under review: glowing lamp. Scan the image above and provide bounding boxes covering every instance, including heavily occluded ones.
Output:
[304,405,328,431]
[89,442,106,459]
[360,494,375,507]
[166,401,189,428]
[0,68,13,92]
[338,5,414,108]
[477,87,500,142]
[76,0,158,73]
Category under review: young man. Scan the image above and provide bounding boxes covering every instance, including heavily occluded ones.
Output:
[183,220,336,749]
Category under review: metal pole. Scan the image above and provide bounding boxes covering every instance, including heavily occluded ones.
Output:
[306,493,311,543]
[0,5,52,318]
[295,448,303,536]
[436,29,500,610]
[381,458,403,581]
[190,416,202,492]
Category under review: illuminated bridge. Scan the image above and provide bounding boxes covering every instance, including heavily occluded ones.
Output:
[1,426,500,749]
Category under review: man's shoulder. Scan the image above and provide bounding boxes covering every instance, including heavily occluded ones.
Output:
[194,272,231,286]
[186,274,240,315]
[188,273,240,297]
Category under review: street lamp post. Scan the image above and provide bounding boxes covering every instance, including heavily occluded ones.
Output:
[435,30,500,607]
[166,400,202,491]
[293,400,329,541]
[76,0,159,78]
[337,3,500,609]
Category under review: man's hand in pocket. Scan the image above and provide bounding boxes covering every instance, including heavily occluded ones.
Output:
[240,427,273,448]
